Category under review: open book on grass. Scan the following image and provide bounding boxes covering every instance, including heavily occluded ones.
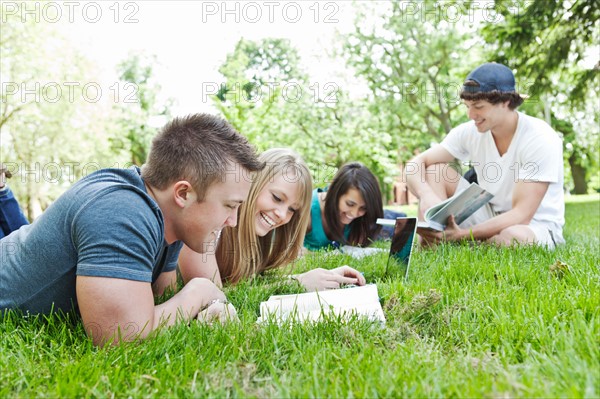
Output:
[257,284,385,324]
[418,182,493,231]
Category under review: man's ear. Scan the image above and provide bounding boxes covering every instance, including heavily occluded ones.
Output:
[172,181,195,208]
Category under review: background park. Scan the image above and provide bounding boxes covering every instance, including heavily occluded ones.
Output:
[1,0,598,397]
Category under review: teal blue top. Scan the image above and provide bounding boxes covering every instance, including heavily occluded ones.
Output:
[303,189,350,251]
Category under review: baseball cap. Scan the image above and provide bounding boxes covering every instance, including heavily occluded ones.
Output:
[462,62,516,93]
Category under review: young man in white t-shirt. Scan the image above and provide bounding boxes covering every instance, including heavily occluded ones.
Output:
[406,62,564,248]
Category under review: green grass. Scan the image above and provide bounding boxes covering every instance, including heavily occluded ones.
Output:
[2,195,599,398]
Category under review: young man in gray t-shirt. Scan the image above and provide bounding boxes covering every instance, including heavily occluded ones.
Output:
[0,113,264,345]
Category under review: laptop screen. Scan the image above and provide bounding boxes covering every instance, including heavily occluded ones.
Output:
[385,217,417,279]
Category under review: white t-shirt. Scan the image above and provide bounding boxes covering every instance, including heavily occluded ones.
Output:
[441,112,564,241]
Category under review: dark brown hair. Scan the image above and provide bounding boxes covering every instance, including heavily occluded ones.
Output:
[142,114,264,200]
[460,80,524,110]
[324,162,383,246]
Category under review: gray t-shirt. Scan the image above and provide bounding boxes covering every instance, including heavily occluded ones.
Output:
[0,167,182,314]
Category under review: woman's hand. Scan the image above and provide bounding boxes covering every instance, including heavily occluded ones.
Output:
[293,265,366,291]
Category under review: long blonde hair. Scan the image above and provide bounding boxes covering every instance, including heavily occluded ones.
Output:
[217,148,312,284]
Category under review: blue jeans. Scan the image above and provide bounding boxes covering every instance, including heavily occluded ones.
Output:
[0,187,29,239]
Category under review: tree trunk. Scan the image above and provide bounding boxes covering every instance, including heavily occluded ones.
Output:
[568,153,588,194]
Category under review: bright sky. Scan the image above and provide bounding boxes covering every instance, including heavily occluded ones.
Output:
[8,0,597,118]
[57,1,362,116]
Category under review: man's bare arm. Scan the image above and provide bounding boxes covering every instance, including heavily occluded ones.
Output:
[77,275,225,346]
[469,180,549,239]
[437,180,550,242]
[152,270,177,296]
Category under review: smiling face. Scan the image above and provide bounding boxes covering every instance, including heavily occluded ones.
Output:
[175,170,252,253]
[464,99,510,133]
[337,187,366,225]
[254,173,302,237]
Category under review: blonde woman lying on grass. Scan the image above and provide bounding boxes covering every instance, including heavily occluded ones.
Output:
[178,148,366,301]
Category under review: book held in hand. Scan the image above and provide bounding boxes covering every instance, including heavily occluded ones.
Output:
[418,182,493,231]
[257,284,386,325]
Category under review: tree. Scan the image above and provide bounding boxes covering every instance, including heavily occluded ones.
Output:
[212,38,305,149]
[0,9,117,219]
[109,53,173,166]
[213,38,399,196]
[481,0,600,193]
[341,1,483,161]
[481,0,599,102]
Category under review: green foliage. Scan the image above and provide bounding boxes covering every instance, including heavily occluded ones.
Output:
[0,9,120,219]
[482,0,599,102]
[481,0,600,193]
[221,38,306,84]
[109,53,173,166]
[1,196,598,397]
[341,1,482,157]
[213,37,399,195]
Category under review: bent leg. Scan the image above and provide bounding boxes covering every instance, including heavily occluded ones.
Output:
[488,225,536,246]
[424,163,462,199]
[417,164,461,219]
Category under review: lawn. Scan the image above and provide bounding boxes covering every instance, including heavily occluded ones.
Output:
[1,195,598,398]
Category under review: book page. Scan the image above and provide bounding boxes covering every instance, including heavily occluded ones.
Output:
[260,293,330,315]
[424,197,453,220]
[426,183,492,227]
[258,284,385,324]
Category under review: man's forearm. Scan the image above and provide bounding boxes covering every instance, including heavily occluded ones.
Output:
[152,271,177,296]
[153,277,225,329]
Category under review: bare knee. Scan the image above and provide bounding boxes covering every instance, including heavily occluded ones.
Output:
[489,225,536,246]
[425,164,461,198]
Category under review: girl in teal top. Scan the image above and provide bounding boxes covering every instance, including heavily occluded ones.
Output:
[304,162,384,250]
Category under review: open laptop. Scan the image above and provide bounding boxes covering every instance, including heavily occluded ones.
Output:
[378,217,418,280]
